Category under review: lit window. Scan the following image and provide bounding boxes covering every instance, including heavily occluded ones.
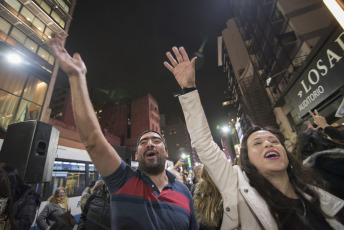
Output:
[20,7,35,23]
[10,27,25,44]
[0,17,11,34]
[5,0,21,12]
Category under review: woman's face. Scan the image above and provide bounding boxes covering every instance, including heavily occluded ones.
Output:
[57,189,66,199]
[246,130,289,178]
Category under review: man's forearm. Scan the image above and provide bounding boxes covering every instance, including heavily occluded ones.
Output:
[69,75,103,148]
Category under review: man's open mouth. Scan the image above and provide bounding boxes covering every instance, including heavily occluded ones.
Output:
[145,150,158,157]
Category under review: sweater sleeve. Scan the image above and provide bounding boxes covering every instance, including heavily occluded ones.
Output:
[178,90,239,221]
[14,195,37,230]
[36,204,50,230]
[324,126,344,140]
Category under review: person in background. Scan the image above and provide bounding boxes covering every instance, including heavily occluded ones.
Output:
[36,187,76,230]
[0,166,15,230]
[169,159,184,183]
[82,181,96,196]
[190,164,203,196]
[80,180,96,213]
[78,180,110,230]
[309,109,344,140]
[193,167,223,230]
[0,164,40,230]
[164,45,344,229]
[294,128,344,199]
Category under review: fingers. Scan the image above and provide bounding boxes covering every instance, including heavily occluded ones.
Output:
[163,61,174,73]
[191,56,197,67]
[309,110,315,118]
[314,109,319,116]
[172,47,183,64]
[165,52,178,67]
[179,47,189,62]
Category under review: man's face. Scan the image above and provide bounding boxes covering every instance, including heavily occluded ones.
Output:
[136,132,168,175]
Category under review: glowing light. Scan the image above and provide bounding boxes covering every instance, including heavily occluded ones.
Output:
[222,126,230,133]
[181,153,186,159]
[324,0,344,29]
[7,53,22,64]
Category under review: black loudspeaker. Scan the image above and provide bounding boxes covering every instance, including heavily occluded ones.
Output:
[114,146,132,166]
[0,120,59,183]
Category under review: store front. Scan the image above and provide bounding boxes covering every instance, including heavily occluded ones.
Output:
[285,26,344,130]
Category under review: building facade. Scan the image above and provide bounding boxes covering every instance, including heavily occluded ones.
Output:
[0,0,76,137]
[219,0,342,148]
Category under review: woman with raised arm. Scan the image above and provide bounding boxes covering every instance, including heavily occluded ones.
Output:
[164,46,344,230]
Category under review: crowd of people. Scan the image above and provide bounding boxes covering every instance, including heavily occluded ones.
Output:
[0,32,344,229]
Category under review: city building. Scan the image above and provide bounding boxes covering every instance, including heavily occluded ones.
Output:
[160,112,200,166]
[219,0,343,148]
[50,89,161,158]
[0,0,76,138]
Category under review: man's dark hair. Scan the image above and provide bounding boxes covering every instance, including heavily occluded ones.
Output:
[137,130,167,150]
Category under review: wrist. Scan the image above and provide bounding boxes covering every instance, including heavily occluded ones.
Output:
[181,87,197,95]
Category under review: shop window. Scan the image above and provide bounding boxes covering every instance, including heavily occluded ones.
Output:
[0,17,11,34]
[4,0,21,12]
[9,27,25,44]
[0,63,27,96]
[23,76,47,105]
[14,99,41,122]
[0,90,20,130]
[24,37,38,53]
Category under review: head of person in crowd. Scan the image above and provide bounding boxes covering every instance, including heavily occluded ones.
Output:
[136,130,168,175]
[192,164,203,184]
[239,126,326,228]
[48,187,68,211]
[89,180,96,192]
[0,166,15,230]
[294,129,344,161]
[0,164,30,202]
[193,167,223,229]
[93,180,110,198]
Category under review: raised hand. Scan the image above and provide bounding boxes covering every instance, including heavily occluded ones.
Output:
[50,33,87,77]
[306,121,319,131]
[164,46,197,89]
[309,110,329,129]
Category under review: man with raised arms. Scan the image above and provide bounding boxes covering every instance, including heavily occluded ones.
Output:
[49,33,198,230]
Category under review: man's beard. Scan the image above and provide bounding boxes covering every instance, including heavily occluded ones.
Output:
[138,153,166,175]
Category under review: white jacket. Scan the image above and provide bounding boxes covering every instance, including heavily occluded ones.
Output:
[179,90,344,230]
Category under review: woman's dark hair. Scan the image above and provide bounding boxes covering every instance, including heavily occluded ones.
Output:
[0,164,30,202]
[294,129,344,160]
[240,126,328,229]
[0,166,15,230]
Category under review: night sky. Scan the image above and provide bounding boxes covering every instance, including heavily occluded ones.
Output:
[57,0,231,144]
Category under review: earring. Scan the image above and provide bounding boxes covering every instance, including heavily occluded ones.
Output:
[289,163,293,170]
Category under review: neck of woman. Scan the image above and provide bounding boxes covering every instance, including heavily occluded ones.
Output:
[265,171,298,199]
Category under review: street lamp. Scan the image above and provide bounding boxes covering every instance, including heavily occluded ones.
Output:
[6,53,22,64]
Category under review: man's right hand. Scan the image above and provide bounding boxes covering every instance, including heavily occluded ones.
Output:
[50,33,87,78]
